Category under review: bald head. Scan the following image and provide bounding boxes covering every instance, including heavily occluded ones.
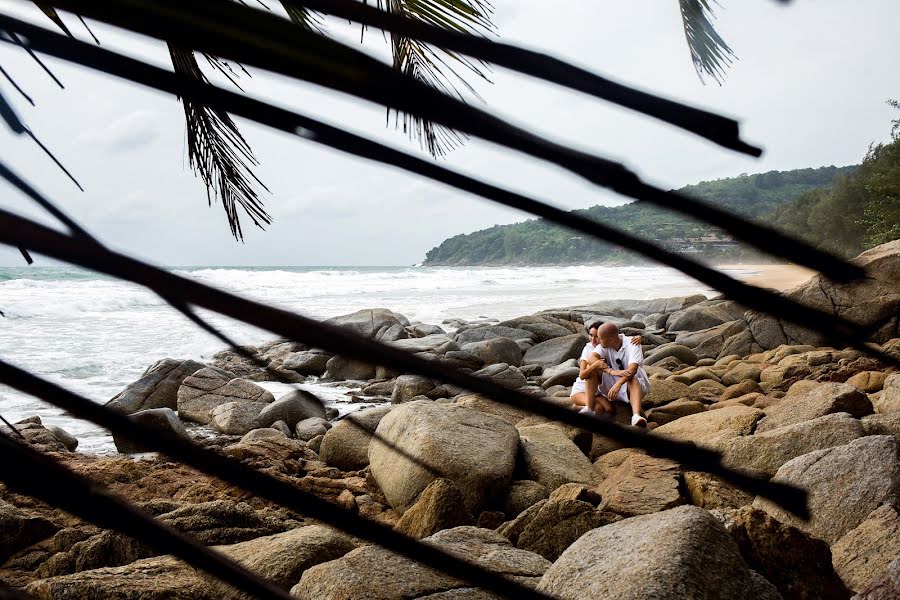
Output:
[598,322,621,348]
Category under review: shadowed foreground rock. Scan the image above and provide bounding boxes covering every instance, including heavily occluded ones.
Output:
[712,506,849,600]
[25,525,357,600]
[754,435,900,544]
[537,506,781,599]
[293,526,550,600]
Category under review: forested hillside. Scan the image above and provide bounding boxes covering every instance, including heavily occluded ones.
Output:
[425,103,899,265]
[770,103,900,257]
[423,166,854,265]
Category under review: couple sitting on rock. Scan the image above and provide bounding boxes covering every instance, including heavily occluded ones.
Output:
[570,321,649,427]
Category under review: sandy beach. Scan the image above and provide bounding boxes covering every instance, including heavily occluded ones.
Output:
[718,263,817,291]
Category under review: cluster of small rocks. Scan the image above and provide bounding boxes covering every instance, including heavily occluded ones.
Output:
[2,240,900,599]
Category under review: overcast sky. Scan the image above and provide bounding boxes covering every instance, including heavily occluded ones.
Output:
[1,0,898,266]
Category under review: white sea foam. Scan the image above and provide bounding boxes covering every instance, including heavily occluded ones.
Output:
[0,264,719,453]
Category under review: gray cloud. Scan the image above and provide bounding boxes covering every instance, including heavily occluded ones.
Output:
[0,0,898,267]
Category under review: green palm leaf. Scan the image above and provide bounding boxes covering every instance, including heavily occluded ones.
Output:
[679,0,735,84]
[378,0,494,156]
[168,45,271,240]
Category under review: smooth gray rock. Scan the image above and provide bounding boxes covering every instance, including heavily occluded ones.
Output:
[282,350,333,375]
[47,425,78,451]
[717,412,864,477]
[109,358,210,414]
[112,408,190,454]
[391,375,438,404]
[324,308,408,338]
[209,401,270,436]
[295,417,331,441]
[522,334,587,368]
[462,337,523,367]
[325,355,376,381]
[472,363,527,389]
[537,505,781,600]
[454,325,535,345]
[645,343,699,367]
[667,305,735,332]
[257,390,326,428]
[177,370,273,424]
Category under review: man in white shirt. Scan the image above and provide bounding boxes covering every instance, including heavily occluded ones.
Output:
[583,322,650,427]
[570,322,643,420]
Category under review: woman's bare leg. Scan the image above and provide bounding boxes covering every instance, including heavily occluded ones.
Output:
[570,392,589,409]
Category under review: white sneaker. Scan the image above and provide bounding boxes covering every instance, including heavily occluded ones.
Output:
[578,407,595,416]
[631,414,648,428]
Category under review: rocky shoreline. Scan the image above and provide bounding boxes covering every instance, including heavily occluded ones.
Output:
[2,241,899,599]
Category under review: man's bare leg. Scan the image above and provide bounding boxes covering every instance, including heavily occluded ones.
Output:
[626,378,646,424]
[595,393,613,415]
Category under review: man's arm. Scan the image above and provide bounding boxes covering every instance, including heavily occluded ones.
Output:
[606,362,638,400]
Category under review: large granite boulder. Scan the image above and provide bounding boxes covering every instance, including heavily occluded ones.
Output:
[293,526,550,599]
[754,435,900,544]
[462,337,523,367]
[713,506,849,600]
[112,408,190,453]
[537,505,781,599]
[517,423,598,491]
[755,382,872,433]
[766,240,900,347]
[653,404,764,443]
[498,498,620,561]
[595,454,684,517]
[176,370,273,424]
[319,405,392,471]
[109,358,209,414]
[369,400,519,514]
[717,412,865,477]
[522,334,587,368]
[832,503,900,594]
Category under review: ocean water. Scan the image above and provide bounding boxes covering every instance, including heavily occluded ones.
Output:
[0,264,735,453]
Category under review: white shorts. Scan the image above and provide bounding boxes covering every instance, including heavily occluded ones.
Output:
[599,370,651,403]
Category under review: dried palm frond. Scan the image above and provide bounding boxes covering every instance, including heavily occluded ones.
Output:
[168,45,271,240]
[679,0,735,84]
